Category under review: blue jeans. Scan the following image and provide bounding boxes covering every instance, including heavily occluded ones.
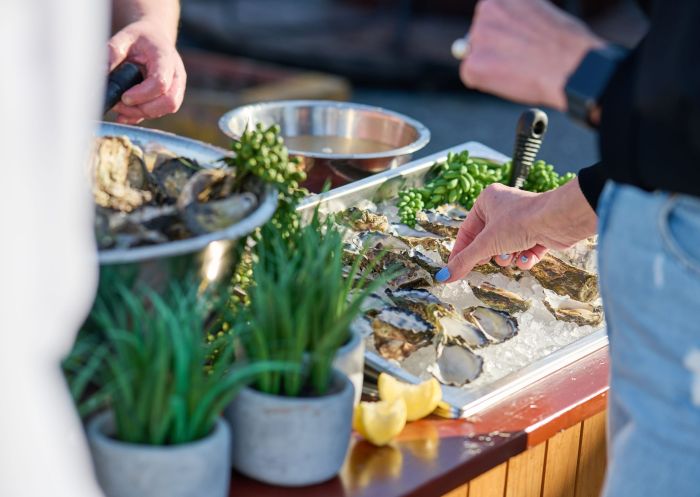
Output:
[597,182,700,497]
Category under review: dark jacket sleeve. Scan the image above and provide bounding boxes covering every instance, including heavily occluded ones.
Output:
[578,0,700,211]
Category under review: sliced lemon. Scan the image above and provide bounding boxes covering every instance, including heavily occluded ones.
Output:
[377,373,442,421]
[353,398,407,446]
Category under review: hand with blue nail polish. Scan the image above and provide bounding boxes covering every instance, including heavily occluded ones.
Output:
[438,180,597,283]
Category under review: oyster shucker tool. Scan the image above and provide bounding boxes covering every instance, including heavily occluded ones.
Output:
[509,109,548,188]
[104,62,144,114]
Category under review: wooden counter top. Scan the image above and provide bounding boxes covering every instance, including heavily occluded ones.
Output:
[229,346,609,497]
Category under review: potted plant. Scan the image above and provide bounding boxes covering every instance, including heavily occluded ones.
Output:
[225,215,389,486]
[66,280,288,497]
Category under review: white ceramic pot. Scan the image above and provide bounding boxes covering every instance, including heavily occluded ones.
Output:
[87,413,231,497]
[225,369,354,486]
[333,327,364,405]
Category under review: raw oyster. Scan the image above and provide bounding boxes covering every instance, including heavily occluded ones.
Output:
[92,136,152,212]
[429,343,483,386]
[385,288,455,324]
[472,261,522,280]
[415,210,462,238]
[337,207,389,232]
[396,236,452,263]
[407,248,443,273]
[371,307,436,361]
[356,231,411,252]
[439,315,490,348]
[150,157,201,202]
[469,282,530,314]
[529,254,599,302]
[543,293,603,327]
[464,306,518,343]
[436,204,469,221]
[95,205,179,249]
[177,169,257,235]
[366,249,434,289]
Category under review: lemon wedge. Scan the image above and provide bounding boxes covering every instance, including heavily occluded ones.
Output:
[353,398,407,446]
[377,373,442,421]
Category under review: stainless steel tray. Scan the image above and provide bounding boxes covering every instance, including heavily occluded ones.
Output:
[299,141,608,418]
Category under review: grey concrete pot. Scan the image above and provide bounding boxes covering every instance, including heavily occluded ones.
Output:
[225,369,354,486]
[333,328,364,406]
[87,413,231,497]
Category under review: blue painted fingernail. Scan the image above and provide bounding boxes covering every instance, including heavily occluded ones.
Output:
[499,253,510,260]
[520,255,529,263]
[435,267,451,283]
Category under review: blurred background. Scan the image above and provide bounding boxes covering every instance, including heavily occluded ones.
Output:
[143,0,648,174]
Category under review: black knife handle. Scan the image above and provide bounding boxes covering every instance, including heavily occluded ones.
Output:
[508,109,548,189]
[104,62,144,114]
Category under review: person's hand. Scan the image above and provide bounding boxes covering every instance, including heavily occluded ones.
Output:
[460,0,605,110]
[435,178,597,283]
[107,18,186,124]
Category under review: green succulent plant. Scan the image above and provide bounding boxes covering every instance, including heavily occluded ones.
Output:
[63,279,292,445]
[237,212,393,398]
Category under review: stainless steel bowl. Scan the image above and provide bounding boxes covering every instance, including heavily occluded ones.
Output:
[96,123,277,292]
[218,100,430,177]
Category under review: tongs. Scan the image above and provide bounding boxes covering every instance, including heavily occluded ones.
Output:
[103,62,144,115]
[508,109,548,188]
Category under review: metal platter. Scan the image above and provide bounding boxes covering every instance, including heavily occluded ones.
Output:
[97,123,277,265]
[298,141,608,419]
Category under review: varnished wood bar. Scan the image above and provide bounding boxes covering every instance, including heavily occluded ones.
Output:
[229,346,609,497]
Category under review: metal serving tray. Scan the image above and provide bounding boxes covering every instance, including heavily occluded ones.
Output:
[298,141,608,419]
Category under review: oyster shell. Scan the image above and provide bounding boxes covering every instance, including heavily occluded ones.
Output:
[92,136,152,212]
[177,169,257,235]
[396,236,452,263]
[385,288,455,324]
[543,293,603,327]
[439,315,490,348]
[150,157,201,202]
[464,306,518,343]
[469,282,530,314]
[95,205,179,249]
[430,343,483,386]
[337,207,389,232]
[436,204,469,221]
[415,210,462,238]
[356,231,412,252]
[529,254,599,302]
[472,261,523,280]
[371,307,436,361]
[366,249,434,288]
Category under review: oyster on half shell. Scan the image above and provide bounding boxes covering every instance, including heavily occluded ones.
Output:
[366,249,434,289]
[92,136,152,212]
[371,307,436,361]
[177,169,258,235]
[385,288,454,324]
[543,293,603,327]
[429,343,484,386]
[439,315,490,348]
[337,207,390,232]
[464,306,518,343]
[415,210,462,238]
[529,254,599,302]
[469,282,530,314]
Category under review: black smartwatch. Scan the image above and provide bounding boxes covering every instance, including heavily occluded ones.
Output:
[565,44,628,127]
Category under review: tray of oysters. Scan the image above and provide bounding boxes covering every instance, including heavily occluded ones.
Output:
[299,142,607,418]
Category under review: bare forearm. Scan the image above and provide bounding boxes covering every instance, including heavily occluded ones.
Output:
[112,0,180,43]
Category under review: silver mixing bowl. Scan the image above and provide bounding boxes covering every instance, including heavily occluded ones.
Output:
[218,100,430,177]
[96,123,277,293]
